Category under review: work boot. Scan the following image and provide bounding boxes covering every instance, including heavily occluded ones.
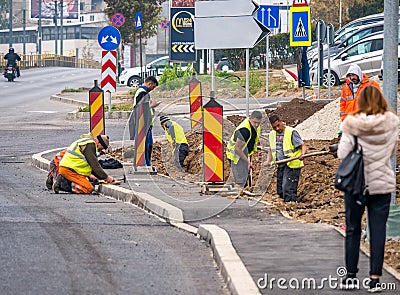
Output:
[52,175,62,194]
[52,174,72,193]
[46,175,53,190]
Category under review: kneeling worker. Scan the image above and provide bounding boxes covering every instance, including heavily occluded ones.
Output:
[159,115,189,171]
[53,135,116,194]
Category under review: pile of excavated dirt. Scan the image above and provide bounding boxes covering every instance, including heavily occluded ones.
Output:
[110,96,400,272]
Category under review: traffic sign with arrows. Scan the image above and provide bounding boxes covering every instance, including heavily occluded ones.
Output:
[97,26,121,51]
[194,0,270,49]
[257,5,280,29]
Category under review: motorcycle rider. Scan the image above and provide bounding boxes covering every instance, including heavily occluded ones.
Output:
[4,48,21,77]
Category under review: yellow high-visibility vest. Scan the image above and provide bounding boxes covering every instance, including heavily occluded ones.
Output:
[60,138,97,176]
[269,126,303,168]
[163,121,188,153]
[226,118,260,164]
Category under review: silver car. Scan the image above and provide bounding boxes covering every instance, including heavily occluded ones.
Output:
[309,33,389,86]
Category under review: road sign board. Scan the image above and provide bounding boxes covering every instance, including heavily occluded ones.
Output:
[289,6,311,46]
[292,0,308,6]
[161,20,170,30]
[135,12,143,30]
[170,8,196,62]
[195,0,258,17]
[97,26,121,51]
[194,0,269,49]
[257,5,280,29]
[101,50,117,93]
[111,13,125,27]
[195,15,269,49]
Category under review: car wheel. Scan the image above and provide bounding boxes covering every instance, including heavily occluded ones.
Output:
[322,70,339,87]
[127,76,142,88]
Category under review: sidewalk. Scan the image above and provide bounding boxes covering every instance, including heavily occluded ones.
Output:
[33,94,400,295]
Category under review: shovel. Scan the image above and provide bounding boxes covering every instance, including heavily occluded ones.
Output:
[275,150,331,165]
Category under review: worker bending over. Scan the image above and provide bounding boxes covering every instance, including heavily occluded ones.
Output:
[53,135,116,194]
[159,115,189,172]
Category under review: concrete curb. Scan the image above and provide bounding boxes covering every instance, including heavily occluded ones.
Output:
[50,95,87,107]
[198,224,261,295]
[66,110,132,120]
[32,148,259,295]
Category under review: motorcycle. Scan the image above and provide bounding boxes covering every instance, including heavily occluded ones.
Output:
[4,65,16,82]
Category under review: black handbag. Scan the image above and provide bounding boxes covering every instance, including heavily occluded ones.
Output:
[335,136,367,205]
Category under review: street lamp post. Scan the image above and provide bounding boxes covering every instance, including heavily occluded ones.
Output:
[54,0,58,55]
[38,0,42,54]
[8,0,12,47]
[60,0,63,55]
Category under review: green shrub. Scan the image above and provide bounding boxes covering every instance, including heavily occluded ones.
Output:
[158,63,194,90]
[78,104,132,112]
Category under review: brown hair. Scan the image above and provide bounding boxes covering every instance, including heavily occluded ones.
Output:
[354,85,388,115]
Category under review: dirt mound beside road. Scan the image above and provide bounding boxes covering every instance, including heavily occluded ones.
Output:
[114,96,400,271]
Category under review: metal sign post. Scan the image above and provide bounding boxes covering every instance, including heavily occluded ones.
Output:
[326,24,335,100]
[257,5,279,99]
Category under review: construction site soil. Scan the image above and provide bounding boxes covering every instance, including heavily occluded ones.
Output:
[109,76,400,272]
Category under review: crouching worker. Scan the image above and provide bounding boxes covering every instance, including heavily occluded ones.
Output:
[53,135,116,194]
[159,115,189,172]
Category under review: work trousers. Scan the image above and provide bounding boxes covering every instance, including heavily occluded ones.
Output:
[174,143,189,171]
[276,164,301,202]
[59,166,94,194]
[230,158,249,187]
[345,193,391,276]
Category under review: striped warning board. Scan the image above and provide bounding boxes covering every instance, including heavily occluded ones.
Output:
[89,81,105,137]
[101,50,117,93]
[134,104,146,167]
[203,99,224,183]
[189,76,202,129]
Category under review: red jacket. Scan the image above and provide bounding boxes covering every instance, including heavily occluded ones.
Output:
[340,74,380,121]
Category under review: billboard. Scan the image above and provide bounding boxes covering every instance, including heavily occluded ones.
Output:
[171,0,195,8]
[170,7,195,62]
[30,0,79,19]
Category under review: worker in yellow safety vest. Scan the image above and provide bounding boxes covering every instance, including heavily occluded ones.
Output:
[266,114,307,202]
[53,135,116,194]
[159,115,189,172]
[226,110,262,187]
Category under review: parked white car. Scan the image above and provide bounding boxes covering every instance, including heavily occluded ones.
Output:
[309,33,391,86]
[119,56,170,87]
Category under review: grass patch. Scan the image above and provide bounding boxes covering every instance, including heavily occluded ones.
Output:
[61,87,89,93]
[78,104,132,112]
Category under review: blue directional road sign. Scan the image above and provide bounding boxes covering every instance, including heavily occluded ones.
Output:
[135,12,143,30]
[290,6,311,46]
[98,26,121,51]
[257,5,279,29]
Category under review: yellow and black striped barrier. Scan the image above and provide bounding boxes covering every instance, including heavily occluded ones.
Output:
[189,75,202,129]
[89,80,105,137]
[203,98,224,183]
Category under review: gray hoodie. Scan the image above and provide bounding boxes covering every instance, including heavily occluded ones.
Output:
[338,111,399,195]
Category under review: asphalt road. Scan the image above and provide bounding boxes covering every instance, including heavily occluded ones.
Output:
[0,67,228,295]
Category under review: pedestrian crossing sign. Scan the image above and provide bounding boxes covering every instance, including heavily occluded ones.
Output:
[289,6,311,46]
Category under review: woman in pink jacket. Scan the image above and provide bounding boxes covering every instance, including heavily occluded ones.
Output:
[338,86,398,292]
